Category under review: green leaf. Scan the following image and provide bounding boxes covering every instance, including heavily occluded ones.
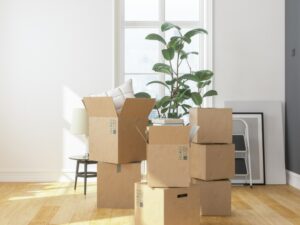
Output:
[162,48,175,60]
[178,88,191,97]
[168,112,179,118]
[145,33,166,45]
[197,80,211,89]
[184,28,208,39]
[195,70,213,81]
[161,108,168,114]
[147,81,170,91]
[168,36,181,48]
[178,80,189,88]
[166,78,177,86]
[182,104,192,109]
[159,96,171,108]
[182,36,191,44]
[180,74,200,82]
[203,90,218,97]
[176,88,190,103]
[169,104,177,109]
[161,22,181,32]
[181,104,192,114]
[134,92,151,98]
[152,63,173,74]
[155,100,162,109]
[175,43,184,51]
[180,51,199,60]
[191,92,203,106]
[167,36,185,51]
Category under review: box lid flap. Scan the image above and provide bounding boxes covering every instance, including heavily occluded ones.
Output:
[148,126,190,144]
[82,97,117,117]
[119,98,155,119]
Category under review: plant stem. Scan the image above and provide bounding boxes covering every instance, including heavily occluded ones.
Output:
[168,60,175,116]
[156,108,161,118]
[186,58,192,74]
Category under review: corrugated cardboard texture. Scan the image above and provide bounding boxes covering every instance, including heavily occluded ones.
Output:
[83,97,155,163]
[89,117,118,163]
[193,179,231,216]
[120,98,156,119]
[147,126,191,188]
[190,108,232,144]
[190,143,235,180]
[83,97,117,117]
[148,126,190,145]
[147,144,190,188]
[97,162,141,209]
[135,183,200,225]
[118,118,148,163]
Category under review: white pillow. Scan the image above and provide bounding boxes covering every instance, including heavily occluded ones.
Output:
[92,79,135,112]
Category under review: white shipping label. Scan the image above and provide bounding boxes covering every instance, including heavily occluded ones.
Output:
[109,119,117,135]
[136,189,143,208]
[178,146,188,160]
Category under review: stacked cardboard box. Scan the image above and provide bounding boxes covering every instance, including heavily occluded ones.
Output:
[135,126,200,225]
[83,97,155,209]
[189,108,234,216]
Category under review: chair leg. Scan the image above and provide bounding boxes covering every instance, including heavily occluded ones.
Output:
[74,161,80,190]
[84,161,87,195]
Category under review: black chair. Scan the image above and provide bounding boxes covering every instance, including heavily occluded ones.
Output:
[69,155,97,195]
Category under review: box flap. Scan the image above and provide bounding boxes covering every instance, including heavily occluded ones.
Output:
[119,98,155,119]
[148,126,190,144]
[82,97,117,117]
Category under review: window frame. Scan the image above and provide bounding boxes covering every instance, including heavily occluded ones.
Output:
[114,0,214,107]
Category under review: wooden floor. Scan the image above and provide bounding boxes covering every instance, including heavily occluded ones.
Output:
[1,183,300,225]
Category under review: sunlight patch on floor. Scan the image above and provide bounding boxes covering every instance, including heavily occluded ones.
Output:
[8,183,96,201]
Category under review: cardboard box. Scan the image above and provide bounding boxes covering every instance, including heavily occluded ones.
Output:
[190,143,235,180]
[193,179,231,216]
[147,126,191,188]
[83,97,155,163]
[97,162,141,209]
[135,182,200,225]
[189,108,232,144]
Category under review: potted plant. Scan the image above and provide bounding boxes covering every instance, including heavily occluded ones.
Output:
[135,22,217,119]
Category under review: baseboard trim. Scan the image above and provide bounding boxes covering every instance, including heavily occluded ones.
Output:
[287,170,300,190]
[0,171,76,182]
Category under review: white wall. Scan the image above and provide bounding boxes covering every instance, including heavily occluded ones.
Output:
[0,0,286,181]
[0,0,114,181]
[213,0,285,106]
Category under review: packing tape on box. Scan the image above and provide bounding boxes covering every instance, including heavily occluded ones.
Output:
[178,146,188,160]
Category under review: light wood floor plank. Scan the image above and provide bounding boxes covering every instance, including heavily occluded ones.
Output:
[1,183,300,225]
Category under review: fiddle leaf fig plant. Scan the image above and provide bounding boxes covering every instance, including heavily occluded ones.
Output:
[135,22,218,118]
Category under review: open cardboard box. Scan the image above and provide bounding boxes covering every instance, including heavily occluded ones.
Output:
[145,126,192,188]
[97,162,141,209]
[83,97,155,164]
[190,143,235,181]
[189,108,233,144]
[135,182,200,225]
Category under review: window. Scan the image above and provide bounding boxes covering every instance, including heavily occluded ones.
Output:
[116,0,213,105]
